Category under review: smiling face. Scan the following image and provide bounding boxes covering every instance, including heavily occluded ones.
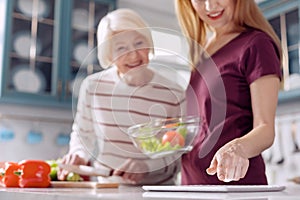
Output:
[191,0,236,32]
[111,30,150,74]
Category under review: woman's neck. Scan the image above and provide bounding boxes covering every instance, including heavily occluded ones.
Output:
[205,30,241,56]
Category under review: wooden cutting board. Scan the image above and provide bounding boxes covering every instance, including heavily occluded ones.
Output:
[50,181,119,189]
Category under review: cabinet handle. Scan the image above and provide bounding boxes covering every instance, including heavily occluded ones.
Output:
[65,80,70,99]
[57,80,62,99]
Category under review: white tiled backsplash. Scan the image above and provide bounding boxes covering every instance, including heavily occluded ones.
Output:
[263,113,300,184]
[0,103,73,162]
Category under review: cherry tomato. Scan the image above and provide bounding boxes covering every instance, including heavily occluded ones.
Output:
[162,131,185,147]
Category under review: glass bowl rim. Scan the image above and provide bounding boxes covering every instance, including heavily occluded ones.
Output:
[127,115,201,138]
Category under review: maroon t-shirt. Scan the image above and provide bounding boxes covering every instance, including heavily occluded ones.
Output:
[182,28,282,185]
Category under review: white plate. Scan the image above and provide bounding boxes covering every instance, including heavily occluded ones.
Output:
[73,41,96,64]
[12,65,46,93]
[142,185,286,193]
[13,31,42,58]
[16,0,50,18]
[72,8,90,31]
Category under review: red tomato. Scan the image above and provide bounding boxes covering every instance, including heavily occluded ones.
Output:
[162,131,185,147]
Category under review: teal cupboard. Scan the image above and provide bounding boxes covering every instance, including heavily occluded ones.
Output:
[259,0,300,104]
[0,0,116,108]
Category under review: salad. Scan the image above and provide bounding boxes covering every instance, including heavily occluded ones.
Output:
[138,123,188,153]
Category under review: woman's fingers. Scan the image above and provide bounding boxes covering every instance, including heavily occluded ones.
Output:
[207,143,249,182]
[206,157,217,175]
[57,154,87,180]
[113,159,132,176]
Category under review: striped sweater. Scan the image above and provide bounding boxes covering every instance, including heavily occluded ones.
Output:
[68,66,186,184]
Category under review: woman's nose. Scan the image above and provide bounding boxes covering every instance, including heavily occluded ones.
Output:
[205,0,217,11]
[127,48,138,58]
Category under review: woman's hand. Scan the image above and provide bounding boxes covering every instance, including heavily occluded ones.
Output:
[206,139,249,182]
[57,154,87,181]
[113,159,149,184]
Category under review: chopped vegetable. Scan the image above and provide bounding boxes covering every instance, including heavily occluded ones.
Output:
[139,128,188,153]
[46,160,59,181]
[66,172,83,182]
[0,162,20,187]
[162,131,185,147]
[0,160,51,188]
[176,126,188,138]
[163,123,180,128]
[18,160,51,188]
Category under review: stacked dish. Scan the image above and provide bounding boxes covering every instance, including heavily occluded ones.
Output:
[11,65,46,93]
[16,0,50,18]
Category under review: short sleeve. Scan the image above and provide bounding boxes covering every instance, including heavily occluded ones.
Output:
[241,33,282,84]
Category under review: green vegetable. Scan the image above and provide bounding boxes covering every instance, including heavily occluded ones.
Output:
[46,160,59,181]
[139,136,184,153]
[66,172,83,182]
[176,126,188,138]
[140,137,161,152]
[137,125,189,154]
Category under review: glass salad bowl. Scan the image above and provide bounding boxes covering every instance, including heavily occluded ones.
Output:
[127,116,200,159]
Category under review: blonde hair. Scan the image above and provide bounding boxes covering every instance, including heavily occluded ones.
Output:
[175,0,282,68]
[97,8,154,69]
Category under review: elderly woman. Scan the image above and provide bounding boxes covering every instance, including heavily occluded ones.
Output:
[58,8,186,185]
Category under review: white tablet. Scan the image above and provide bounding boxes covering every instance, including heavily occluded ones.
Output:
[142,185,286,193]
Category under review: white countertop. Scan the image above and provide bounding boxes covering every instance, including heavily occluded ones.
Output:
[0,184,299,200]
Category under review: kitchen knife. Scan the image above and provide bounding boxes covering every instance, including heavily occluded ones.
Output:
[58,163,113,177]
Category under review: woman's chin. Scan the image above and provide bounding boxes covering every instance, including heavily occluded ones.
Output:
[122,67,153,86]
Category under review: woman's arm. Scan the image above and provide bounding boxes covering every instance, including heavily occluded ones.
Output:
[206,75,280,182]
[238,75,280,158]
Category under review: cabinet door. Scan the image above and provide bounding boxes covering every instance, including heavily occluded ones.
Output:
[62,0,116,105]
[0,0,116,107]
[259,0,300,103]
[1,0,61,106]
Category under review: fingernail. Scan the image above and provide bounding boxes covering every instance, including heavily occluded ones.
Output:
[219,174,225,180]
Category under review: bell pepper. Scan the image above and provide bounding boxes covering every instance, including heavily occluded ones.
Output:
[0,161,20,187]
[18,160,51,188]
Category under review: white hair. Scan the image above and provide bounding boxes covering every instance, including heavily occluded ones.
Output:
[97,8,154,69]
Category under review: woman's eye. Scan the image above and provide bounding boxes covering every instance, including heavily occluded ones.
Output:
[135,40,145,48]
[116,46,127,52]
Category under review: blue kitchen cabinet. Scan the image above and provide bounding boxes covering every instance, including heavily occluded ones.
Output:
[259,0,300,104]
[0,0,116,108]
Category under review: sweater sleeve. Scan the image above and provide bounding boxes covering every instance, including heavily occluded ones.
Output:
[68,77,97,163]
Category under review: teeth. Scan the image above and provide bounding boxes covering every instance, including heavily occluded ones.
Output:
[127,62,141,67]
[128,63,139,67]
[209,11,222,17]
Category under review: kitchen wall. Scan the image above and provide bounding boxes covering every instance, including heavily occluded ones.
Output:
[118,0,179,31]
[0,103,73,161]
